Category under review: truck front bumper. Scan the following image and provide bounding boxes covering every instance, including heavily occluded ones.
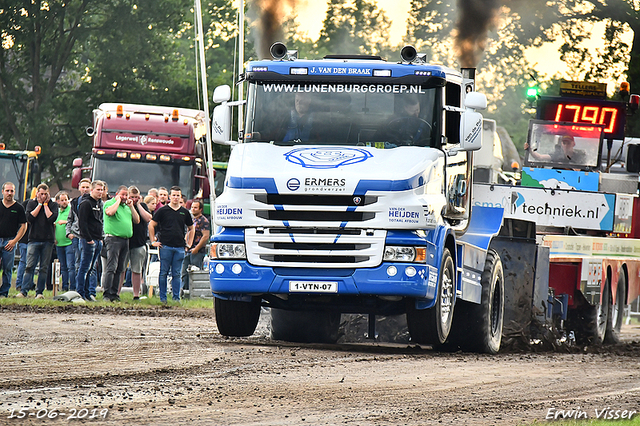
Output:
[209,260,436,300]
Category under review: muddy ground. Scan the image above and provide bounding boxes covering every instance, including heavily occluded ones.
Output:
[1,304,639,425]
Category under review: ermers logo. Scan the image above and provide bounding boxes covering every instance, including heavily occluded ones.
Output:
[287,178,300,191]
[284,147,372,169]
[304,177,346,192]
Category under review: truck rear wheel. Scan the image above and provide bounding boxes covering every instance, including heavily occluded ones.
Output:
[569,279,610,345]
[407,248,455,346]
[605,272,626,344]
[270,309,341,344]
[214,297,261,337]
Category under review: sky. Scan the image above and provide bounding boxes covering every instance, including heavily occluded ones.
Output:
[292,0,633,91]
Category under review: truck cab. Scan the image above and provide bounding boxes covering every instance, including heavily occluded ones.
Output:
[209,46,507,352]
[73,104,210,201]
[0,145,41,202]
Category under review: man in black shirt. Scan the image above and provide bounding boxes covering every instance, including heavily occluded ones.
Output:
[17,183,58,298]
[149,186,194,303]
[75,180,105,301]
[0,182,27,297]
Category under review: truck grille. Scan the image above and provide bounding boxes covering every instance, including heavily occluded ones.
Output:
[254,194,378,224]
[245,228,386,268]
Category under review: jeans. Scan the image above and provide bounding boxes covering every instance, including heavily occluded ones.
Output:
[15,242,28,291]
[159,246,186,302]
[76,239,102,300]
[181,251,205,291]
[102,236,129,301]
[0,238,16,297]
[20,241,54,296]
[56,245,76,291]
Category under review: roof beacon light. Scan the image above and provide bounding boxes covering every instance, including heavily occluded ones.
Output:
[172,109,179,121]
[116,105,124,117]
[620,81,630,98]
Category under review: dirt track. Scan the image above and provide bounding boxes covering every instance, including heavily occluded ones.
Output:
[1,305,639,425]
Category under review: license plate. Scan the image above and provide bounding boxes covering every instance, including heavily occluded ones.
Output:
[289,281,338,293]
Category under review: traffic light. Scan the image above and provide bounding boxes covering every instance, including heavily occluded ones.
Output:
[526,85,539,105]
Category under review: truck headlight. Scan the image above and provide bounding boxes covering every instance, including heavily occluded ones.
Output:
[383,246,426,263]
[212,243,246,259]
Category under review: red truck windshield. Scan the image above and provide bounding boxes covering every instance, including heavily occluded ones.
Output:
[244,82,438,148]
[93,158,194,196]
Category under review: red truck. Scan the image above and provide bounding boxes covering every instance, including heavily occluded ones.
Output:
[72,103,210,202]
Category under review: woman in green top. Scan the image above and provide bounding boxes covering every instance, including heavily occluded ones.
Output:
[54,191,75,291]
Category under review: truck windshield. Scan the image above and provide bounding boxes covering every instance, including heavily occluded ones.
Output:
[244,82,438,148]
[0,156,26,195]
[93,158,194,197]
[525,122,602,170]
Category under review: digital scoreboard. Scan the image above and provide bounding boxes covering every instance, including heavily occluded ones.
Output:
[536,96,627,140]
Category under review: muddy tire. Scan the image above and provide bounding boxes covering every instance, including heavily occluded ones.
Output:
[605,272,626,344]
[214,297,261,337]
[444,249,504,353]
[569,278,610,345]
[270,309,341,344]
[407,248,455,345]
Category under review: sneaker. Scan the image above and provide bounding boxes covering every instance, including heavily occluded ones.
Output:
[111,297,120,303]
[15,293,25,298]
[35,294,44,299]
[88,295,97,302]
[133,296,140,301]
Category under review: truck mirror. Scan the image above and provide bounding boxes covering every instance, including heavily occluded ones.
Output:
[459,111,483,152]
[464,92,487,110]
[212,85,231,104]
[626,144,640,173]
[71,167,83,189]
[72,157,83,168]
[212,104,234,145]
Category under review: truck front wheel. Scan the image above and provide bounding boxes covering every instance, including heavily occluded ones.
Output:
[407,248,455,346]
[214,297,261,337]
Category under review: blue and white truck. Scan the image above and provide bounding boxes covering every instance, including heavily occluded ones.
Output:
[208,44,513,353]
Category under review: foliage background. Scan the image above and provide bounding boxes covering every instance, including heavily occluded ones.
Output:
[0,0,637,189]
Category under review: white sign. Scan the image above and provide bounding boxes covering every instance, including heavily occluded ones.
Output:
[472,184,615,231]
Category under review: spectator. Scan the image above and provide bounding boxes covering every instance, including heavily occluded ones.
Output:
[17,183,59,298]
[14,197,32,292]
[144,195,159,263]
[75,180,104,301]
[144,195,158,212]
[147,188,158,200]
[128,186,153,299]
[156,187,168,212]
[149,186,194,303]
[54,191,75,292]
[181,199,210,291]
[0,182,27,298]
[102,185,140,302]
[66,178,93,288]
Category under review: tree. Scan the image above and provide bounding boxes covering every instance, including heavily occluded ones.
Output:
[314,0,392,57]
[0,0,240,188]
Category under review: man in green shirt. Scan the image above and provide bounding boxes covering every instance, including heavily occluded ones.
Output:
[102,185,140,302]
[54,191,75,292]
